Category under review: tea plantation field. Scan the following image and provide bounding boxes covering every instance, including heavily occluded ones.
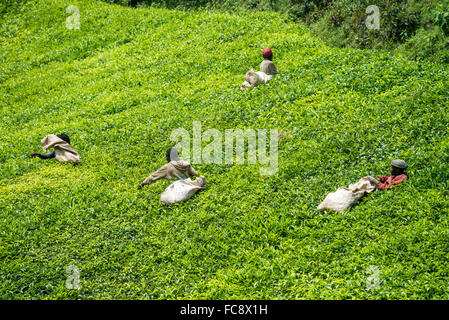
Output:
[1,0,449,299]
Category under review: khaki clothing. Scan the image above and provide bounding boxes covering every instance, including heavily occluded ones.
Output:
[141,160,198,185]
[260,60,278,75]
[41,134,80,164]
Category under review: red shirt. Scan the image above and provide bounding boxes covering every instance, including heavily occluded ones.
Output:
[376,174,408,190]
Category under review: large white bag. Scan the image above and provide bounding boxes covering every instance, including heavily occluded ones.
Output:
[240,68,272,90]
[160,176,207,204]
[317,177,376,212]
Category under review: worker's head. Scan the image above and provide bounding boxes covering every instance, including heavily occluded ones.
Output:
[57,133,70,144]
[262,48,273,60]
[166,147,179,162]
[390,159,407,176]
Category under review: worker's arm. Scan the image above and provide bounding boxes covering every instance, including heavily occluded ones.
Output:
[367,176,379,185]
[30,151,55,159]
[375,176,391,190]
[391,174,408,187]
[376,182,389,190]
[139,173,162,188]
[138,164,169,188]
[188,165,198,177]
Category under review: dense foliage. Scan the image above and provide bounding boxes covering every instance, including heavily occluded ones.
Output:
[102,0,449,64]
[1,0,449,299]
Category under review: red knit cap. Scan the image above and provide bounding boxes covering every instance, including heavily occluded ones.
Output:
[262,48,273,58]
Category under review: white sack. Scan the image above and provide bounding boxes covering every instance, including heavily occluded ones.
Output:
[317,176,377,212]
[240,68,272,90]
[160,176,207,204]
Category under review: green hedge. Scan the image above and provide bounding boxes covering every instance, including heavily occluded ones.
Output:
[96,0,449,63]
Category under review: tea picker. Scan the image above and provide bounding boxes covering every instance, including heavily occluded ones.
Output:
[30,133,80,164]
[318,159,409,212]
[367,159,408,190]
[260,48,279,75]
[138,148,199,188]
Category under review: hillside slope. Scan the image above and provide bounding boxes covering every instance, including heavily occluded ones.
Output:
[1,0,449,299]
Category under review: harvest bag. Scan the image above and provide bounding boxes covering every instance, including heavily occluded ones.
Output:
[160,176,207,204]
[241,68,272,89]
[41,134,80,164]
[247,71,272,86]
[317,176,377,212]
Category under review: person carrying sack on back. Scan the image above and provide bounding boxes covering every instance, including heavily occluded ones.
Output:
[367,159,408,190]
[138,148,198,188]
[30,133,80,164]
[260,48,278,75]
[317,159,409,212]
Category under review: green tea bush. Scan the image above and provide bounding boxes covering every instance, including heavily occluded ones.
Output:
[434,1,449,35]
[105,0,449,63]
[0,0,448,299]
